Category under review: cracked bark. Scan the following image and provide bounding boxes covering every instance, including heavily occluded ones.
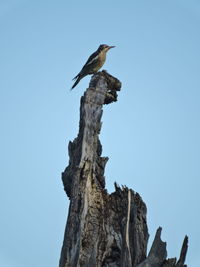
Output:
[59,71,188,267]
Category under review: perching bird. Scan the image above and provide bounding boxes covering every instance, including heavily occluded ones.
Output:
[71,44,115,89]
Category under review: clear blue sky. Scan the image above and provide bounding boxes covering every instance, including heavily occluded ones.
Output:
[1,0,200,266]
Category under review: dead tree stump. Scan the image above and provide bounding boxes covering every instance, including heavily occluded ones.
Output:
[59,71,188,267]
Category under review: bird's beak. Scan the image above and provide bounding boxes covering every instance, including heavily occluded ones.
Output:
[108,46,115,49]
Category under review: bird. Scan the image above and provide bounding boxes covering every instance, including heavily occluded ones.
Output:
[71,44,115,89]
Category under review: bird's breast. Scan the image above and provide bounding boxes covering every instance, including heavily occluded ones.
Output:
[93,53,106,72]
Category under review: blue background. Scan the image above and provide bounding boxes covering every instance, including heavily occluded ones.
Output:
[1,0,200,266]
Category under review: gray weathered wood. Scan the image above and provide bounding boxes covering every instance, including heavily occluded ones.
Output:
[59,71,188,267]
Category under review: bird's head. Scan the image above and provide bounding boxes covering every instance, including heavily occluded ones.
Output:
[98,44,115,53]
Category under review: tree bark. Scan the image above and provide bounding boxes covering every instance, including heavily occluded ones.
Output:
[59,71,188,267]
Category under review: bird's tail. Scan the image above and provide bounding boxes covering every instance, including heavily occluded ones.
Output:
[71,72,86,90]
[71,75,82,90]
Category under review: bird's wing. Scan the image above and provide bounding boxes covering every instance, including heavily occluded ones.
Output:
[72,51,98,80]
[72,49,100,80]
[82,50,99,68]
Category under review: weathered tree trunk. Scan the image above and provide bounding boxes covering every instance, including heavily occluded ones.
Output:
[59,71,188,267]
